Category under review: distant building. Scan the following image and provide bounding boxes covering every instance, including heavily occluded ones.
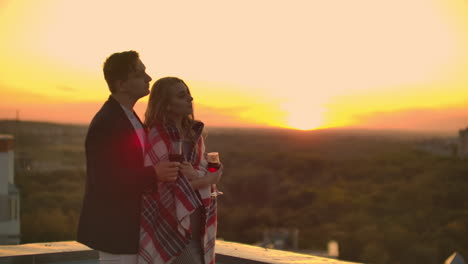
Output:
[258,228,339,259]
[261,228,299,250]
[16,151,32,172]
[0,135,20,245]
[417,138,458,158]
[458,128,468,158]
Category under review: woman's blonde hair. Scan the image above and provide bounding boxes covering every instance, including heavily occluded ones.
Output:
[144,77,196,140]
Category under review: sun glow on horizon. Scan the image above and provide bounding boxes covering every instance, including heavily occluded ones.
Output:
[279,100,326,131]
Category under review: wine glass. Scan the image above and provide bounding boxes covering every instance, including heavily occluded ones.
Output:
[207,152,223,196]
[169,141,184,162]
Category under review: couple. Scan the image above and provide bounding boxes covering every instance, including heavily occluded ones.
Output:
[77,50,223,264]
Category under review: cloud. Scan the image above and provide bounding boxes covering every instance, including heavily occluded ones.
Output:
[0,101,103,125]
[353,106,468,133]
[0,97,266,128]
[134,102,259,128]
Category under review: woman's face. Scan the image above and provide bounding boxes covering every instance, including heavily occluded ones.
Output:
[168,82,193,118]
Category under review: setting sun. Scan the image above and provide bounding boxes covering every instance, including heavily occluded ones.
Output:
[280,101,326,130]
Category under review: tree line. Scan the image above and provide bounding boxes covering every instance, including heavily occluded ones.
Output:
[5,122,467,264]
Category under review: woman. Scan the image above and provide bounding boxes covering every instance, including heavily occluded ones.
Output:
[138,77,223,264]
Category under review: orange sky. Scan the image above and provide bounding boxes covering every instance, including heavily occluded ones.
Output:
[0,0,467,132]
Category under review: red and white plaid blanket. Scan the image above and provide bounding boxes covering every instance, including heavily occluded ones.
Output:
[138,122,217,264]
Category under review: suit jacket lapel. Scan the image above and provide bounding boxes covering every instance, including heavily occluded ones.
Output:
[107,95,146,162]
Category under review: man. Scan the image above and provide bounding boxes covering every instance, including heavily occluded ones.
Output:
[77,51,180,263]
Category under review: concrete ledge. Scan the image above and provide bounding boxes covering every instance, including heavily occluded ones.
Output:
[0,241,97,263]
[0,241,362,264]
[215,240,360,264]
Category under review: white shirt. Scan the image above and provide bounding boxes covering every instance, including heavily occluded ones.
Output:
[120,104,147,155]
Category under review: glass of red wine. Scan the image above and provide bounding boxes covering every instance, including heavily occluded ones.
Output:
[169,141,184,163]
[207,152,223,196]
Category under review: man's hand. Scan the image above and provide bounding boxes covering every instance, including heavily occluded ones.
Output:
[153,161,181,182]
[180,162,198,180]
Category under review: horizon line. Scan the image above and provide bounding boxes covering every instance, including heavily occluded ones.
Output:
[0,118,461,136]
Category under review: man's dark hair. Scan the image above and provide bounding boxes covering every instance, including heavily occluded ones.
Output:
[103,50,140,93]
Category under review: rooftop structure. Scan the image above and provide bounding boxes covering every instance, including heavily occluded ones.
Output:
[0,135,20,245]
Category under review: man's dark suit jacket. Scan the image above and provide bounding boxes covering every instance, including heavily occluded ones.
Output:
[77,96,156,254]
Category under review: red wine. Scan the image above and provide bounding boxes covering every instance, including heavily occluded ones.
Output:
[207,162,220,172]
[169,154,184,162]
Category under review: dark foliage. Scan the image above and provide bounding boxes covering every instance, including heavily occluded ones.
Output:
[2,121,466,264]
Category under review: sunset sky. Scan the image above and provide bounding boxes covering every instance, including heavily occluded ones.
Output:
[0,0,467,132]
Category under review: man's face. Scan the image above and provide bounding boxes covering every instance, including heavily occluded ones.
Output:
[118,59,152,100]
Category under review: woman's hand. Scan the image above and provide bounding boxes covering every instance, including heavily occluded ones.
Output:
[206,163,223,184]
[180,161,199,180]
[187,163,223,190]
[153,161,180,182]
